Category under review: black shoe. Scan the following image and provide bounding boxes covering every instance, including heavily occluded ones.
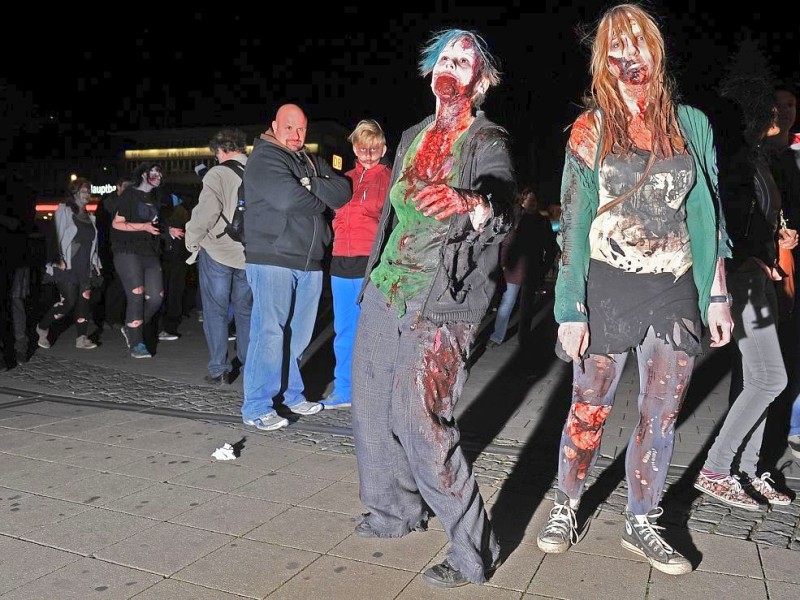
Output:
[204,373,229,385]
[422,560,470,588]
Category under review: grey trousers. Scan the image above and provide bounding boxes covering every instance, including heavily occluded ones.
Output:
[704,264,788,475]
[351,282,499,584]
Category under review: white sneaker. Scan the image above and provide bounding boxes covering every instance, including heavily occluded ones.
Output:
[244,413,289,431]
[36,325,50,349]
[75,335,97,349]
[289,400,323,416]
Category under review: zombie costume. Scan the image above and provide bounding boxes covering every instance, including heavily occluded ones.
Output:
[39,204,100,342]
[554,105,731,514]
[351,112,514,584]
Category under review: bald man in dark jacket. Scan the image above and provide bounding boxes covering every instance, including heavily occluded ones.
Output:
[241,104,351,432]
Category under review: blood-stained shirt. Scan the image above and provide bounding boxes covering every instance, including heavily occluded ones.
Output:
[589,150,695,278]
[370,126,468,316]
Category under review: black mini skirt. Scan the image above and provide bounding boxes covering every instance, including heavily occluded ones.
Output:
[585,258,702,356]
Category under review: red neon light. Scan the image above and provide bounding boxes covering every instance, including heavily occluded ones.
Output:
[36,203,99,213]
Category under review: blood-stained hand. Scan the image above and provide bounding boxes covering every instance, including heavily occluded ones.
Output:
[558,322,589,363]
[414,184,485,220]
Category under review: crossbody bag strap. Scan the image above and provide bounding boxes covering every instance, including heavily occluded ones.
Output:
[212,161,243,238]
[595,151,656,218]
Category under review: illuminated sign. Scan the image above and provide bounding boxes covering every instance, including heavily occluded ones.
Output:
[92,184,117,195]
[332,154,343,171]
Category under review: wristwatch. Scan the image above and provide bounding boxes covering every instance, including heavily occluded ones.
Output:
[709,293,733,307]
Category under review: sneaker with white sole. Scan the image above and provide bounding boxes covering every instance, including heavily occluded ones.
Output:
[693,472,761,510]
[75,335,97,349]
[537,489,579,553]
[244,413,289,431]
[120,326,130,349]
[747,472,792,506]
[621,508,692,575]
[158,331,179,341]
[288,400,323,416]
[320,396,351,410]
[36,325,50,349]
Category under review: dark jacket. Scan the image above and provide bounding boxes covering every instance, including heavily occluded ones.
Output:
[360,111,516,324]
[243,132,351,270]
[502,208,559,287]
[720,144,782,271]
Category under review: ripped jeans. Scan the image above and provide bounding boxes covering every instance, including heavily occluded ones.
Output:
[114,252,163,347]
[557,327,695,514]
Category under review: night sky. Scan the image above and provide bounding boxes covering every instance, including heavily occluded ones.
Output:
[4,0,798,200]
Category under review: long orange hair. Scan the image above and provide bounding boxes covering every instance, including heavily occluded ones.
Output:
[587,3,685,161]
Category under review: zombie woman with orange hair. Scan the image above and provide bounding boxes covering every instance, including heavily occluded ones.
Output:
[537,3,733,575]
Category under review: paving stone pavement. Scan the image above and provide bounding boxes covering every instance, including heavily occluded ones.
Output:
[2,319,799,554]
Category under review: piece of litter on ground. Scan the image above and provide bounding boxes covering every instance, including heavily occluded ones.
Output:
[212,442,236,460]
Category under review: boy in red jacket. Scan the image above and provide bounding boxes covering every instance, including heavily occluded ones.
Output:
[322,120,391,409]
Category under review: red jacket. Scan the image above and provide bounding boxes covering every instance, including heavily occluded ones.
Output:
[332,163,391,257]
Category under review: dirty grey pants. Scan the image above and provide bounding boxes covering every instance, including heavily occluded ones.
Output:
[351,282,499,584]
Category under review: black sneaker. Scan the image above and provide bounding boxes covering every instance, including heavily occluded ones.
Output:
[537,489,578,553]
[422,560,469,588]
[621,508,692,575]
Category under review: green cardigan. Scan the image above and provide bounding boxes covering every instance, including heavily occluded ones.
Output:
[554,105,732,326]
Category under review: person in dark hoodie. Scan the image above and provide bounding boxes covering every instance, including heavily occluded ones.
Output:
[241,104,351,431]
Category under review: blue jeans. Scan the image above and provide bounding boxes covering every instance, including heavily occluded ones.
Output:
[199,249,252,378]
[791,395,800,437]
[490,283,520,344]
[242,264,322,420]
[330,275,363,403]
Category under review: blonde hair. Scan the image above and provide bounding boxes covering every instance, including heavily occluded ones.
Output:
[348,119,386,148]
[587,3,685,160]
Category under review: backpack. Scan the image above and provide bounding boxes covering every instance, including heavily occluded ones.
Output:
[215,160,246,244]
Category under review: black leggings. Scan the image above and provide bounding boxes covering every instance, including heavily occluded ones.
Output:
[39,268,91,336]
[114,253,163,346]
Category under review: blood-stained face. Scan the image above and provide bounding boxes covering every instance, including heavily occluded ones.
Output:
[146,167,163,187]
[353,141,386,170]
[431,37,483,101]
[607,18,654,86]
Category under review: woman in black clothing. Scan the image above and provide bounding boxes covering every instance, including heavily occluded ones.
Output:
[36,177,101,350]
[111,163,184,358]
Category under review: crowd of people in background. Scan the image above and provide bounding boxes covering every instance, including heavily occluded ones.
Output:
[2,1,800,589]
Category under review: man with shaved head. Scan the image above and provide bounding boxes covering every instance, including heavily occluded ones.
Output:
[241,103,351,431]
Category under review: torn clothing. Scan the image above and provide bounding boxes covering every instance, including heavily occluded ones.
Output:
[360,111,516,325]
